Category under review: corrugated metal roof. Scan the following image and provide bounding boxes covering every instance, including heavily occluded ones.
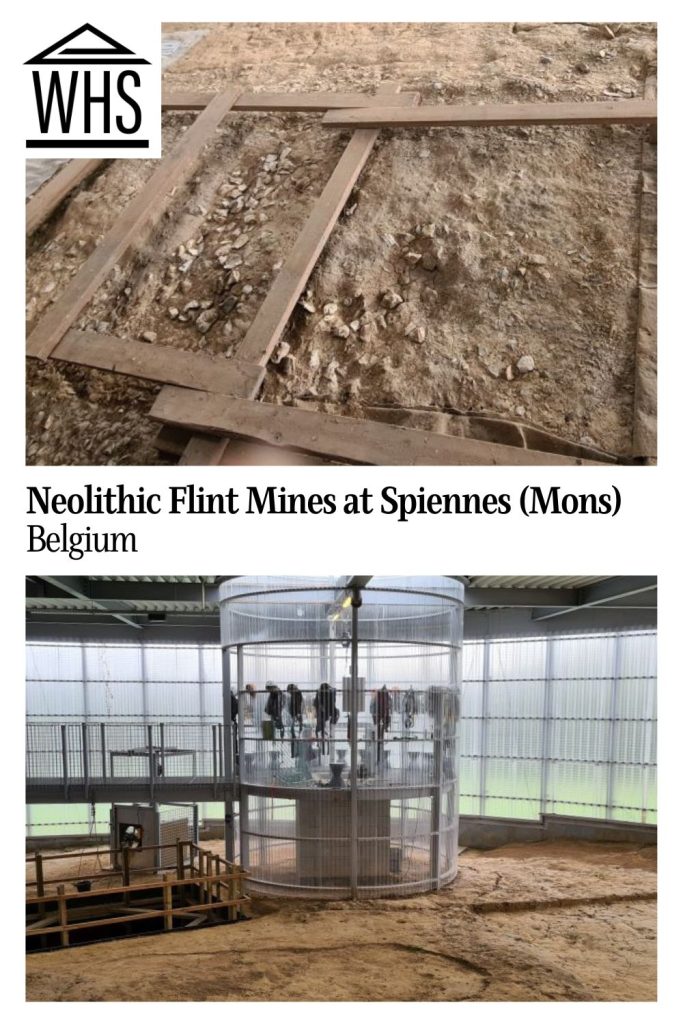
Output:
[466,576,612,590]
[92,576,219,584]
[26,599,219,613]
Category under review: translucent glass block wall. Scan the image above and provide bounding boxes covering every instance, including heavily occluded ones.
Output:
[219,576,464,897]
[459,630,657,823]
[26,627,656,834]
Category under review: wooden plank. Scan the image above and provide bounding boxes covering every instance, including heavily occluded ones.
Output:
[28,897,247,938]
[162,91,216,110]
[150,389,605,466]
[26,87,243,361]
[236,82,414,369]
[53,329,264,397]
[26,159,105,237]
[162,90,421,112]
[632,70,657,461]
[321,99,657,129]
[175,81,412,467]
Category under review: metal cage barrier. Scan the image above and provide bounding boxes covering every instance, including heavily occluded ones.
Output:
[220,576,465,898]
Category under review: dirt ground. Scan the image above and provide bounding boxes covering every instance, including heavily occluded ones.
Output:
[26,839,656,1001]
[26,22,657,465]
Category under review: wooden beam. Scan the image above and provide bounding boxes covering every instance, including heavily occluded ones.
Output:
[26,159,105,237]
[322,99,657,129]
[632,70,657,461]
[162,90,421,112]
[175,81,412,466]
[26,87,243,361]
[53,329,264,397]
[150,389,604,466]
[162,91,215,110]
[236,82,415,369]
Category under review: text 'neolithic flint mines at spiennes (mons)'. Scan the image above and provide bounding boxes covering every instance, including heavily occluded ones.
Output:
[26,484,622,560]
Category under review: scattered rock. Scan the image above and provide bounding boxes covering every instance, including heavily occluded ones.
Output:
[382,291,403,309]
[323,302,338,316]
[575,61,590,74]
[526,254,547,266]
[140,331,157,343]
[332,324,350,339]
[539,55,553,64]
[271,340,291,365]
[517,354,535,374]
[196,309,218,334]
[168,306,179,319]
[421,252,442,272]
[403,251,422,265]
[299,299,316,314]
[406,324,426,344]
[232,234,249,250]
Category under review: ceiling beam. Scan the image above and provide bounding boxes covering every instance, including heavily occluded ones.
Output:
[343,576,374,590]
[32,576,143,630]
[531,576,657,621]
[466,587,576,608]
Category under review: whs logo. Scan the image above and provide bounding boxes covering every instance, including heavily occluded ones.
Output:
[24,22,160,157]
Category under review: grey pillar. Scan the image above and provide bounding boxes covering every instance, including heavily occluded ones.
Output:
[479,639,491,816]
[606,634,624,820]
[539,637,555,816]
[349,588,362,899]
[222,645,236,863]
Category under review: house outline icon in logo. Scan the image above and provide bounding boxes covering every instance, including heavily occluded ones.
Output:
[25,23,151,65]
[25,23,155,151]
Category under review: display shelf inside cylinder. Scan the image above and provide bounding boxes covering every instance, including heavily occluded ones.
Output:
[219,576,464,898]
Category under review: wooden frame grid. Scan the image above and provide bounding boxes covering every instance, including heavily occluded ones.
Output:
[26,84,657,466]
[26,840,249,948]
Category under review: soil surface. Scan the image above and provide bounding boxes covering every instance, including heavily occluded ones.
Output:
[26,22,657,465]
[26,839,656,1001]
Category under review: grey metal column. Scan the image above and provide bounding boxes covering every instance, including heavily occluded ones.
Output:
[147,724,155,801]
[61,724,69,800]
[349,588,362,899]
[479,639,491,816]
[539,637,555,816]
[222,645,236,862]
[430,688,444,888]
[100,723,107,779]
[80,643,90,723]
[141,645,149,724]
[606,633,623,820]
[81,723,90,798]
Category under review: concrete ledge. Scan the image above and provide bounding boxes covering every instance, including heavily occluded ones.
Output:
[459,813,657,849]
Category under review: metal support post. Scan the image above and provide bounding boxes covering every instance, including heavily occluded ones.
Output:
[479,640,491,816]
[540,637,554,816]
[606,633,623,819]
[100,723,107,779]
[61,724,69,800]
[223,645,237,863]
[147,724,155,800]
[81,723,90,798]
[349,587,362,899]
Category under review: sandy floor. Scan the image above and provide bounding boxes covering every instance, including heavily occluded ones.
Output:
[26,839,656,1001]
[26,22,657,464]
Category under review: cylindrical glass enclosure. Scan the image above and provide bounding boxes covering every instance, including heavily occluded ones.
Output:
[219,576,464,898]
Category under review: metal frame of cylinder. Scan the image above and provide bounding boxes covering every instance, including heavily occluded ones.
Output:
[219,576,464,898]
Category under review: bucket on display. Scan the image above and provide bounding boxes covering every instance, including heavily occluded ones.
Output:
[219,576,464,898]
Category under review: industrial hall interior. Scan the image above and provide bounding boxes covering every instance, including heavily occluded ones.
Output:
[25,574,657,1001]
